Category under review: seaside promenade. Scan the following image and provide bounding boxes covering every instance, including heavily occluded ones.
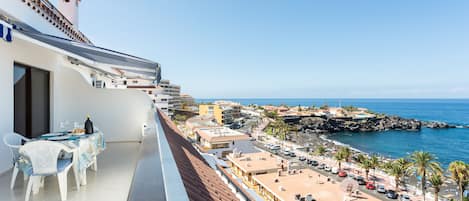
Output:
[251,117,456,201]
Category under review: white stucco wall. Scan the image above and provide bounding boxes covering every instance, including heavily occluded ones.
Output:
[0,38,15,176]
[0,31,154,173]
[53,66,154,142]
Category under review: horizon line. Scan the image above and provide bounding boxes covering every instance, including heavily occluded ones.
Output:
[195,97,469,100]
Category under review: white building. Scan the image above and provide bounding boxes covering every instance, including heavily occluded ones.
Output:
[127,84,173,117]
[158,79,181,112]
[194,127,252,158]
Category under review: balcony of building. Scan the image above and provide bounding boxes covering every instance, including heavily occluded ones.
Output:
[0,111,189,201]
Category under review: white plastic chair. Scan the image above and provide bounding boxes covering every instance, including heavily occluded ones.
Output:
[20,141,76,201]
[3,133,31,189]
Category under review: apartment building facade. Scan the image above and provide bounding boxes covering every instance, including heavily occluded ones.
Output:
[199,101,241,125]
[158,79,181,114]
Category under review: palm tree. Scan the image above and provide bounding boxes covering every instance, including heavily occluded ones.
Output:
[369,155,380,182]
[341,147,352,162]
[315,145,327,158]
[335,147,352,171]
[356,153,366,164]
[428,173,443,201]
[448,161,469,201]
[359,158,373,181]
[385,158,411,191]
[278,123,288,149]
[396,158,411,189]
[410,151,443,201]
[334,151,345,171]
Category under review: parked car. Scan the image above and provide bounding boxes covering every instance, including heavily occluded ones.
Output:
[366,182,375,190]
[310,160,319,166]
[400,194,411,201]
[298,156,306,161]
[230,123,241,129]
[331,167,339,174]
[338,171,347,177]
[270,145,281,150]
[386,190,398,199]
[356,176,366,185]
[347,173,355,179]
[324,166,332,172]
[376,184,386,193]
[282,150,291,156]
[289,152,296,157]
[317,163,325,169]
[306,159,313,164]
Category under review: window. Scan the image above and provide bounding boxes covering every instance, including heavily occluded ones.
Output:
[14,63,50,138]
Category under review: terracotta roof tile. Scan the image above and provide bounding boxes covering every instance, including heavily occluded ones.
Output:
[157,111,239,201]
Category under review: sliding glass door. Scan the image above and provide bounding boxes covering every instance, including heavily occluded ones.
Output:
[14,63,50,138]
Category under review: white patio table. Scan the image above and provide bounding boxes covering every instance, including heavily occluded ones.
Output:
[19,131,105,192]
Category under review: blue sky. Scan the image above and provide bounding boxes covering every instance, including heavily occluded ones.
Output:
[75,0,469,98]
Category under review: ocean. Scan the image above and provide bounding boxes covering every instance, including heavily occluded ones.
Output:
[197,98,469,167]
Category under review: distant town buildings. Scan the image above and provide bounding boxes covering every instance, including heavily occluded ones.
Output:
[194,126,250,158]
[199,101,241,125]
[125,83,172,116]
[262,105,376,120]
[121,78,190,117]
[159,79,182,113]
[227,152,282,187]
[180,94,195,106]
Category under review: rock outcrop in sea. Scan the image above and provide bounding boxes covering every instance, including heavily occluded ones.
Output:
[422,121,456,128]
[298,116,424,134]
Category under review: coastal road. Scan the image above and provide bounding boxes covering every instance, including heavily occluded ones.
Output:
[251,116,459,201]
[252,140,463,201]
[253,142,394,201]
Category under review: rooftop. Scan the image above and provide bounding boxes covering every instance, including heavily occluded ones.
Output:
[158,111,239,201]
[195,127,250,143]
[186,116,219,130]
[213,100,241,107]
[253,168,380,201]
[227,152,281,173]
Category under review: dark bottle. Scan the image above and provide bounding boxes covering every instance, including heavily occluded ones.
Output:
[84,116,94,134]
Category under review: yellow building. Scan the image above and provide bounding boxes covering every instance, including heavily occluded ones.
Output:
[227,152,283,187]
[199,103,240,125]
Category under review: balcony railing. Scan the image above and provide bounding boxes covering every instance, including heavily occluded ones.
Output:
[127,111,189,201]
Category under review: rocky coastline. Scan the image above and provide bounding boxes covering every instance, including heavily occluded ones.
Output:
[296,115,462,134]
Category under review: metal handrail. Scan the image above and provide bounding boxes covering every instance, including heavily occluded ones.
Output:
[154,111,190,201]
[127,111,189,201]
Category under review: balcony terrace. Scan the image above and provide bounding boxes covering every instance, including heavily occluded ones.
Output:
[0,142,142,201]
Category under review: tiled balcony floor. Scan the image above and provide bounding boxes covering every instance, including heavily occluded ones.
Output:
[0,142,140,201]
